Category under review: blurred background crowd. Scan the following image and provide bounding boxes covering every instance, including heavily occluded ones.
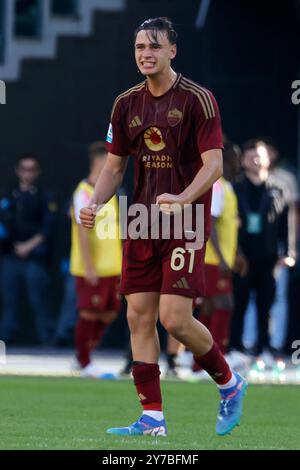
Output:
[0,0,299,378]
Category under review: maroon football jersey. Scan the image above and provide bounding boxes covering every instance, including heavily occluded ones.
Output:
[106,74,223,240]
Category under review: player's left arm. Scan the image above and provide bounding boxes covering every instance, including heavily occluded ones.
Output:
[278,201,297,267]
[181,149,222,203]
[157,89,223,210]
[156,149,222,208]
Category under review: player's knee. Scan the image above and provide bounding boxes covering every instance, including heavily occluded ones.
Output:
[127,308,156,335]
[79,309,98,321]
[127,309,138,330]
[100,310,118,325]
[160,314,183,338]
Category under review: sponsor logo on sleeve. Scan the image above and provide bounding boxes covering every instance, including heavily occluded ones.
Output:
[106,123,113,143]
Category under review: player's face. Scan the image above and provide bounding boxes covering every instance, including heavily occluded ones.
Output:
[16,158,40,186]
[242,147,270,173]
[135,29,176,77]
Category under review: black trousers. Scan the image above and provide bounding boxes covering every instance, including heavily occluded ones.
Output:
[230,259,276,355]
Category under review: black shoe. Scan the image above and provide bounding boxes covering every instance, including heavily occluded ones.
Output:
[120,360,132,375]
[164,366,179,378]
[268,346,284,360]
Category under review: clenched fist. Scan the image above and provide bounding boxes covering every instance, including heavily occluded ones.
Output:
[79,204,97,229]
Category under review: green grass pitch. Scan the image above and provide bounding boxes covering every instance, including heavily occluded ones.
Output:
[0,376,299,450]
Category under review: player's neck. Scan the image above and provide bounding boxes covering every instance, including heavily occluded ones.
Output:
[147,68,177,97]
[246,169,269,185]
[19,181,35,192]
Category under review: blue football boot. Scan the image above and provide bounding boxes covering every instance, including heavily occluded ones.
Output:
[216,372,248,436]
[106,414,167,436]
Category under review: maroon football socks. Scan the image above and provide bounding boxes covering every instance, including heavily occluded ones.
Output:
[194,342,233,385]
[132,363,162,411]
[75,317,106,368]
[208,309,231,355]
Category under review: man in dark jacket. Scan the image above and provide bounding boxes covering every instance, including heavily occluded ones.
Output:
[230,139,295,357]
[0,153,57,344]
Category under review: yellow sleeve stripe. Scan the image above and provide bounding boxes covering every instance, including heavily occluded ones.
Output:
[180,78,215,119]
[111,81,146,120]
[181,78,215,118]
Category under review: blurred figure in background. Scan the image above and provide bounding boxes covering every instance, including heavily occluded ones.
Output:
[242,142,299,360]
[230,139,296,365]
[284,218,300,357]
[0,153,57,344]
[189,142,244,375]
[264,142,298,354]
[70,142,122,377]
[198,142,242,354]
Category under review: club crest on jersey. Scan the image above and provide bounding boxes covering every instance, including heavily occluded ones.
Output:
[144,127,166,151]
[167,108,183,127]
[106,123,113,143]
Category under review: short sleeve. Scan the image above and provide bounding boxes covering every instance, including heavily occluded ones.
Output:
[211,180,225,217]
[106,97,130,156]
[195,90,224,155]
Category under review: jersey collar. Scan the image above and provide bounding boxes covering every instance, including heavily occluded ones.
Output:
[144,73,182,94]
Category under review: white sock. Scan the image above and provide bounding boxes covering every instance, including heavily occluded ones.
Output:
[143,410,164,421]
[217,372,237,390]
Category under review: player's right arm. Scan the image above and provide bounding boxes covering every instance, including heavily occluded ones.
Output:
[77,224,98,285]
[79,152,128,229]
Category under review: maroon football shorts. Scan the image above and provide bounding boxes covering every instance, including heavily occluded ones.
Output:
[120,238,206,298]
[75,276,121,311]
[204,264,232,297]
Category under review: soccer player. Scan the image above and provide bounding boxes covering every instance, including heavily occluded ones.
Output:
[80,18,247,435]
[70,142,122,376]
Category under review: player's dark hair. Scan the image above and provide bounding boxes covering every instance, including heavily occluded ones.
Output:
[258,137,280,160]
[242,138,281,166]
[88,141,107,163]
[134,17,178,45]
[242,138,267,154]
[223,141,241,163]
[16,152,41,167]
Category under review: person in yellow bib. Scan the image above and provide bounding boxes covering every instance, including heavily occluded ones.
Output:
[70,142,122,376]
[197,142,242,356]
